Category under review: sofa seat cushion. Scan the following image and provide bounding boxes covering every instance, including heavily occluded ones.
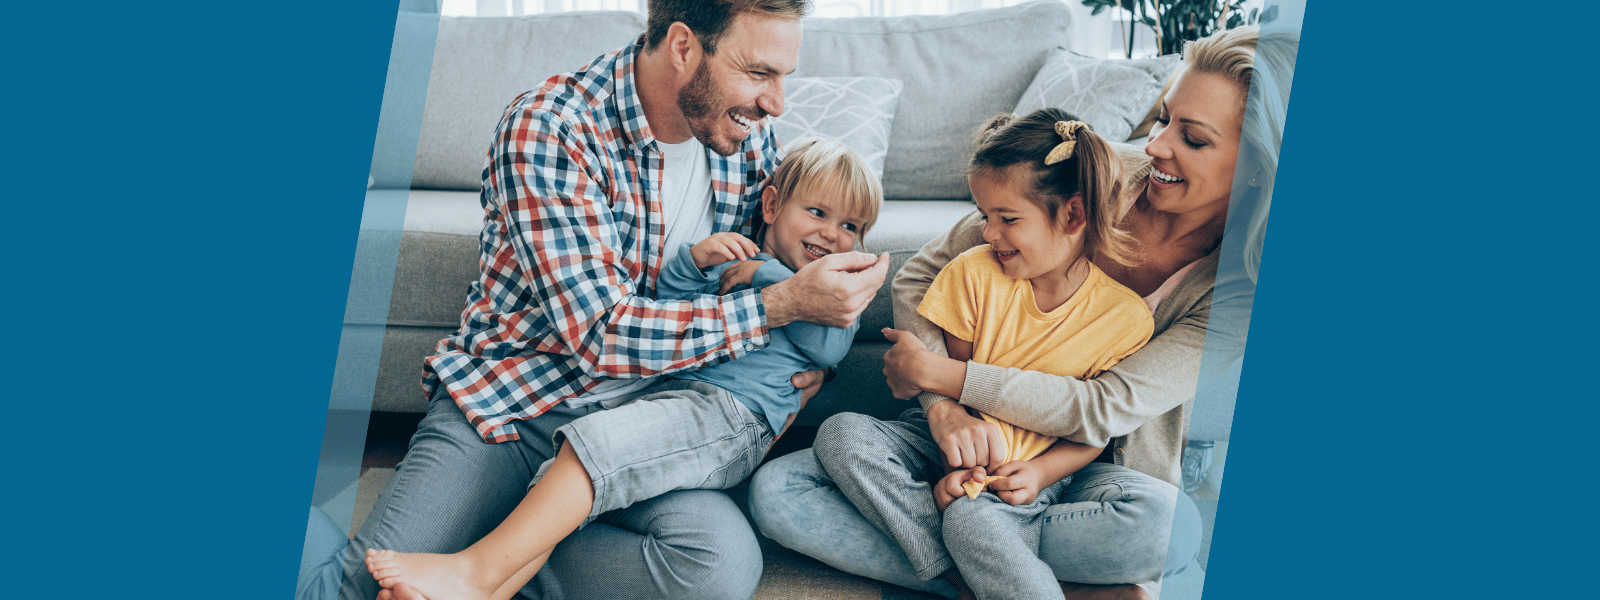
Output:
[386,191,975,337]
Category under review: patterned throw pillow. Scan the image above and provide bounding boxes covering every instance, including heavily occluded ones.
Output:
[770,77,904,179]
[1014,49,1181,143]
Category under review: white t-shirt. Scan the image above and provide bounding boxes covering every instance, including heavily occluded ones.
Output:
[569,136,718,408]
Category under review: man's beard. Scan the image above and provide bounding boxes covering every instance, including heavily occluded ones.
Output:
[676,58,747,156]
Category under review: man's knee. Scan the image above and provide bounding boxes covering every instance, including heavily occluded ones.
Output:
[630,490,763,600]
[748,449,834,547]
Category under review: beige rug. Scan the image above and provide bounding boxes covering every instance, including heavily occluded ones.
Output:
[347,467,941,600]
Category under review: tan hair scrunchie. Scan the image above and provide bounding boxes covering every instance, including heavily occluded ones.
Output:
[1044,120,1089,165]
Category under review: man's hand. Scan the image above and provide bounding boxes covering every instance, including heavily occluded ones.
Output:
[691,232,760,269]
[766,369,825,454]
[763,252,889,329]
[986,460,1047,506]
[934,467,984,512]
[926,399,1008,470]
[719,259,765,294]
[791,368,826,403]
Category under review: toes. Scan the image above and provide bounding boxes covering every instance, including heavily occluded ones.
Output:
[376,590,394,600]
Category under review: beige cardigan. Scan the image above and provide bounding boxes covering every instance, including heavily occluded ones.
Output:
[891,144,1239,488]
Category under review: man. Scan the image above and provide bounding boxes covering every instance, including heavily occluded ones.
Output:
[298,1,889,599]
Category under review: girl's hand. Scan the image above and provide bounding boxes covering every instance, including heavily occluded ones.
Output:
[934,467,985,512]
[987,460,1047,506]
[718,259,765,294]
[691,232,760,269]
[925,398,1008,470]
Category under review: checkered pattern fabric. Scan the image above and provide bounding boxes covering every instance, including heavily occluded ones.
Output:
[423,39,784,443]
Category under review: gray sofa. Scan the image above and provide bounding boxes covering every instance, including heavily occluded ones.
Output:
[371,1,1088,423]
[358,0,1233,592]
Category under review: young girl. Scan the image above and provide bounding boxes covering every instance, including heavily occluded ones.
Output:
[811,108,1153,600]
[364,138,883,600]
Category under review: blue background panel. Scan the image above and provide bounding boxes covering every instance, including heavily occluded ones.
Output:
[6,1,1594,599]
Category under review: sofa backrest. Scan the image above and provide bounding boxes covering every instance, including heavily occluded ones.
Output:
[401,1,1072,199]
[794,0,1071,199]
[408,11,648,191]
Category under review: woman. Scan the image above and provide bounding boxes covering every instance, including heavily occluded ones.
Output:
[748,25,1298,600]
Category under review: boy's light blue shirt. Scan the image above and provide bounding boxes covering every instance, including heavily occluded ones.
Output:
[658,243,861,432]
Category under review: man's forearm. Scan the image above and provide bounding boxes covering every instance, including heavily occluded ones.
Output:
[760,278,797,329]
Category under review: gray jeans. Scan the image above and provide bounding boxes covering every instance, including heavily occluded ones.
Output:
[545,379,774,523]
[750,410,1200,600]
[297,385,762,600]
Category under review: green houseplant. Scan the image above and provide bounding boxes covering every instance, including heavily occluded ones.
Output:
[1082,0,1276,58]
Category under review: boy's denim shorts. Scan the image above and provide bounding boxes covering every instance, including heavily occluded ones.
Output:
[535,379,775,524]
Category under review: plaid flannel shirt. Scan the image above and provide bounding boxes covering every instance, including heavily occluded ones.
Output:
[422,39,783,443]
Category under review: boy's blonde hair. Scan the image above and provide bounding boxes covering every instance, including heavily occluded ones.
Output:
[969,108,1141,268]
[764,138,883,249]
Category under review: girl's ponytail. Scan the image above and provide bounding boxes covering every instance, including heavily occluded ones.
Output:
[1052,120,1140,268]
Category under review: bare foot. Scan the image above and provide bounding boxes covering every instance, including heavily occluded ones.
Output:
[376,589,394,600]
[391,582,428,600]
[1059,581,1150,600]
[364,548,496,600]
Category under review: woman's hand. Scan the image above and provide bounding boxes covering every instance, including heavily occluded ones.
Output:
[691,232,760,269]
[719,259,765,293]
[986,460,1047,506]
[926,398,1008,470]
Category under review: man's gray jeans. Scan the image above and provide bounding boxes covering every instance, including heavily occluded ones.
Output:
[297,386,762,600]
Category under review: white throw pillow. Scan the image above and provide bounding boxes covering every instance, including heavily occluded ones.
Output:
[770,77,903,180]
[1014,49,1181,143]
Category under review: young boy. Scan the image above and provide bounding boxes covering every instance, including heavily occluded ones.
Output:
[365,138,884,600]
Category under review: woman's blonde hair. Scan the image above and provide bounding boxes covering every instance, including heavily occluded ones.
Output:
[969,108,1141,268]
[763,138,883,249]
[1182,25,1299,282]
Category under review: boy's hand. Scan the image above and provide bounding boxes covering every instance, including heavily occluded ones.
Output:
[691,232,760,269]
[986,460,1048,506]
[719,259,765,294]
[934,467,984,512]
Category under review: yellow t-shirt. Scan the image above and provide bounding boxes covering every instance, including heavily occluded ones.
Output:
[918,245,1153,465]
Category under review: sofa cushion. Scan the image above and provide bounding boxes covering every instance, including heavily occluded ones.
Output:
[795,0,1073,200]
[770,76,903,179]
[1014,49,1182,143]
[412,12,648,191]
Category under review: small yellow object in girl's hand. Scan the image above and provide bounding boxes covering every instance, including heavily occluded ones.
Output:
[961,475,1008,499]
[958,411,1060,499]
